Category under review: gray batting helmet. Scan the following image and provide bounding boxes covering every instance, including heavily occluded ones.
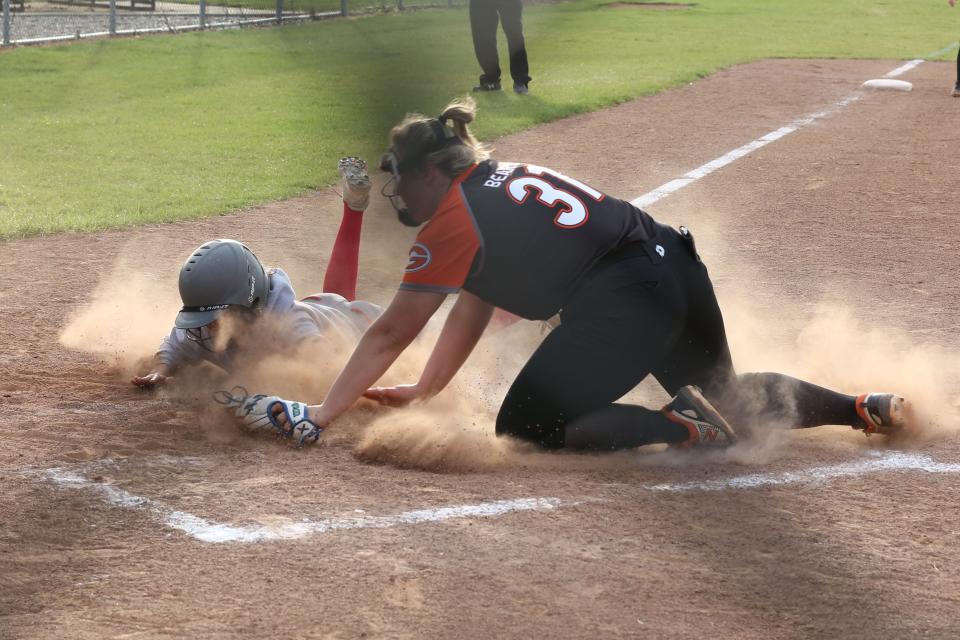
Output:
[174,239,269,329]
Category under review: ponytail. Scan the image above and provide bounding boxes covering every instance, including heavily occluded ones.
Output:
[382,96,490,179]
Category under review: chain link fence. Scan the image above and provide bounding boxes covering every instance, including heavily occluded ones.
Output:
[1,0,461,47]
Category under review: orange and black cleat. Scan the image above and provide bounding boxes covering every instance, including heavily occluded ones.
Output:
[663,385,737,449]
[855,393,908,436]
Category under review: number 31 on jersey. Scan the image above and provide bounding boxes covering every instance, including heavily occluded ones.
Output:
[506,165,605,229]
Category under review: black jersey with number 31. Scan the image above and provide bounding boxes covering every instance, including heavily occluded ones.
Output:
[400,160,659,319]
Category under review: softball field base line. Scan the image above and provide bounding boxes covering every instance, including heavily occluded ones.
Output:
[29,450,960,542]
[630,57,930,210]
[34,465,562,544]
[648,452,960,493]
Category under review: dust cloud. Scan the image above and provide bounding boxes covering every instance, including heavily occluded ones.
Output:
[58,256,181,373]
[724,295,960,440]
[59,245,960,473]
[352,320,542,472]
[353,295,960,472]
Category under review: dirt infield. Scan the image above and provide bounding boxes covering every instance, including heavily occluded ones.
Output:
[3,58,960,639]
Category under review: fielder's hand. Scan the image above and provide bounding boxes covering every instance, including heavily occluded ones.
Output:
[362,384,423,408]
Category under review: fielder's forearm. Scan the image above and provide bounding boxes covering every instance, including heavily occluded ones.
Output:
[417,293,494,396]
[313,288,446,424]
[314,323,414,423]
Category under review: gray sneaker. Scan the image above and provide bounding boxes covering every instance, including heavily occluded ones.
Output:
[513,82,529,95]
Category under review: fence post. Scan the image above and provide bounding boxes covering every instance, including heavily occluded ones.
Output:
[275,0,281,24]
[199,0,206,29]
[2,0,10,47]
[109,0,116,36]
[339,0,346,16]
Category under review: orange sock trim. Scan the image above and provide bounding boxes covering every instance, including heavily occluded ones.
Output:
[854,393,881,433]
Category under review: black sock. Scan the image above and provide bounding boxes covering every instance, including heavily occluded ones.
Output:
[715,372,860,430]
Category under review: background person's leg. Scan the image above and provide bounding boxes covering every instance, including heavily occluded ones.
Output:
[496,0,531,88]
[469,0,502,87]
[954,45,960,95]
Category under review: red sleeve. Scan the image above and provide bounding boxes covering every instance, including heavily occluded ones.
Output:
[400,185,481,294]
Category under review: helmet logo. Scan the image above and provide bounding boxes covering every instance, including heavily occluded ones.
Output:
[248,276,256,303]
[405,243,432,273]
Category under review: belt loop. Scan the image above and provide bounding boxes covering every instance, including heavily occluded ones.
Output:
[678,225,701,262]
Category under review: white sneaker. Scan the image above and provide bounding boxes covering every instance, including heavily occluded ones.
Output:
[338,156,371,212]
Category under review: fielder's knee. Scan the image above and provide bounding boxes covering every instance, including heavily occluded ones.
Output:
[495,409,567,450]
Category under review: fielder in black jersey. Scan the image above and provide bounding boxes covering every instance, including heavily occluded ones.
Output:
[398,159,658,320]
[267,97,909,450]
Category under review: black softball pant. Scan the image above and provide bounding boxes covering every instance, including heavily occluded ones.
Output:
[495,224,860,450]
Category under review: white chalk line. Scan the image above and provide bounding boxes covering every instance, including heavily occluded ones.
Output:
[884,59,925,78]
[37,466,561,544]
[921,42,959,60]
[34,450,960,540]
[630,56,939,210]
[649,451,960,492]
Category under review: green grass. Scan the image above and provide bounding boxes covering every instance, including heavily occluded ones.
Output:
[1,0,958,237]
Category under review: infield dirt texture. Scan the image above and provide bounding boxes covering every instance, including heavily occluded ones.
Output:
[2,58,960,638]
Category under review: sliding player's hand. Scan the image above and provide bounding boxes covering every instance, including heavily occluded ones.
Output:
[362,384,423,408]
[131,371,174,388]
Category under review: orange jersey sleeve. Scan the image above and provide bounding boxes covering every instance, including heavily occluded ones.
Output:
[400,171,482,294]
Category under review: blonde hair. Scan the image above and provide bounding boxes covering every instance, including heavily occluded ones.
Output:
[384,96,490,178]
